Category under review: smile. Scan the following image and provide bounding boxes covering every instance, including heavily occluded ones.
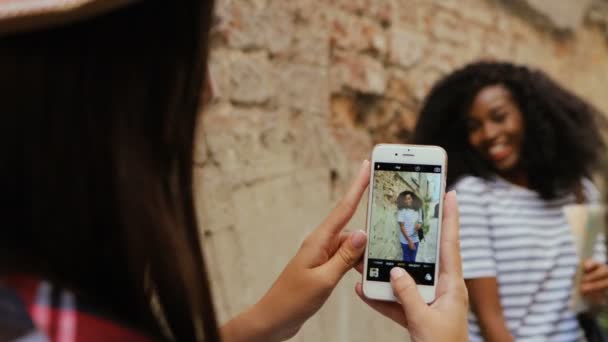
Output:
[488,143,512,161]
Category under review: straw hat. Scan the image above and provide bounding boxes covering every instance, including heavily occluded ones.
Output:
[0,0,139,35]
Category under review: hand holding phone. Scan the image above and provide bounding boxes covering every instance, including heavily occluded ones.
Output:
[355,191,469,342]
[221,161,370,342]
[362,144,446,302]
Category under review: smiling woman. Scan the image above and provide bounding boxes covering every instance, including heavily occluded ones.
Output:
[413,61,608,342]
[466,85,525,174]
[415,61,605,199]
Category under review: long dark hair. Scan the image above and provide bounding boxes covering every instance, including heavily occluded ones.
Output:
[0,1,218,341]
[396,191,422,211]
[414,61,606,199]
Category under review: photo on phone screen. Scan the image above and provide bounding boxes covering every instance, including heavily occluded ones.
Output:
[366,162,442,286]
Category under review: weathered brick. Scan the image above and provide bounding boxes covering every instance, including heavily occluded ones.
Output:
[216,1,264,48]
[229,51,275,104]
[263,1,295,54]
[458,5,498,28]
[327,0,395,25]
[436,0,497,27]
[331,126,374,161]
[275,0,319,23]
[320,9,387,56]
[404,66,444,101]
[496,13,511,33]
[422,42,471,73]
[202,1,608,341]
[391,0,433,31]
[368,0,396,25]
[388,28,427,68]
[432,11,469,45]
[291,25,330,67]
[216,0,293,54]
[330,95,358,129]
[330,51,387,94]
[525,0,592,30]
[482,31,514,59]
[201,103,295,182]
[289,113,351,168]
[588,0,608,34]
[207,48,232,99]
[359,98,399,131]
[326,0,366,14]
[277,63,329,115]
[385,69,416,104]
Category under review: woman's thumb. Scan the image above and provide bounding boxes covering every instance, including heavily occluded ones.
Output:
[390,267,427,318]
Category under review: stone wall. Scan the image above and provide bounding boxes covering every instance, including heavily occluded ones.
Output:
[368,171,409,261]
[194,0,608,340]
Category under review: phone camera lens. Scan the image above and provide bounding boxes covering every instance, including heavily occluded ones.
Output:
[394,153,397,156]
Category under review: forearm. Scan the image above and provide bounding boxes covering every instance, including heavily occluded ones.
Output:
[221,307,266,342]
[466,278,513,341]
[402,230,412,243]
[221,292,303,342]
[477,316,513,342]
[221,303,280,342]
[399,224,410,243]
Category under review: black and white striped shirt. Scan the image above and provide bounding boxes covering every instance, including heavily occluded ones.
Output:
[454,176,606,342]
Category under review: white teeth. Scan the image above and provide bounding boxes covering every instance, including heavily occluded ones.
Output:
[489,144,506,155]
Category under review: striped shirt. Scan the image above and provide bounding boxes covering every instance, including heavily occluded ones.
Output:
[454,176,606,342]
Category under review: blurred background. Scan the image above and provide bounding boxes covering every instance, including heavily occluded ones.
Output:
[193,0,608,340]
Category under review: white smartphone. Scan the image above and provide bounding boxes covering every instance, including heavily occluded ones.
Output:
[362,144,447,303]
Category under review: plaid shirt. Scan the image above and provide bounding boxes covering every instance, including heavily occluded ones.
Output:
[0,275,151,342]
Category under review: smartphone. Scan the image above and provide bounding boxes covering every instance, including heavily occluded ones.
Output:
[362,144,447,303]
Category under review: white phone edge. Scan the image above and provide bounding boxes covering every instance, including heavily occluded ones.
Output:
[362,144,447,304]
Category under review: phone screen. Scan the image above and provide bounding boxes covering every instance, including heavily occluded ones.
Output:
[366,162,443,285]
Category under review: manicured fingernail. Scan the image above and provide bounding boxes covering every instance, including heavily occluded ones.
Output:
[351,230,367,248]
[361,160,369,170]
[391,267,406,280]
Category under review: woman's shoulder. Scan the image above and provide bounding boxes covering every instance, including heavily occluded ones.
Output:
[0,275,152,342]
[581,178,601,203]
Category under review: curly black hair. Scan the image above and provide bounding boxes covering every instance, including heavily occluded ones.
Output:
[413,61,606,199]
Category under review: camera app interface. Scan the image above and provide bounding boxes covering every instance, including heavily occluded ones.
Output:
[366,162,442,285]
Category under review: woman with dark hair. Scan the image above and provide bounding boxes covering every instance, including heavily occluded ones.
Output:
[0,1,371,340]
[0,1,469,341]
[396,191,423,262]
[414,61,608,341]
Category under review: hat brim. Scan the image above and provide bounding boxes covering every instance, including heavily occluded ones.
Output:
[0,0,139,35]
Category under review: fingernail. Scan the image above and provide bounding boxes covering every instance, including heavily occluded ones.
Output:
[390,267,406,280]
[360,160,369,170]
[351,230,367,248]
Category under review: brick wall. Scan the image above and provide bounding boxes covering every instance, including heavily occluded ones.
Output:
[195,1,608,340]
